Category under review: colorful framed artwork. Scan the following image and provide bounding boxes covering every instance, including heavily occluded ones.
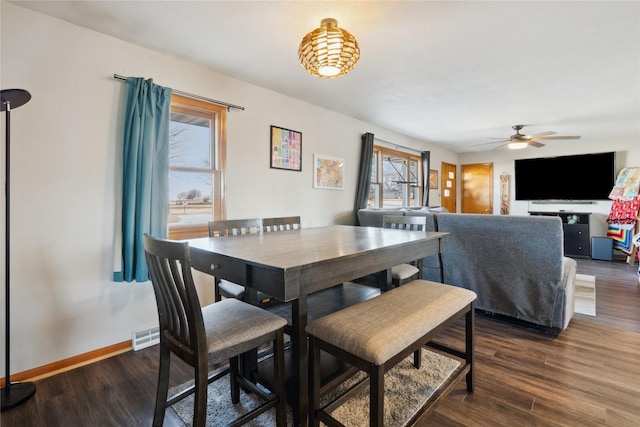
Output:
[429,169,438,189]
[270,125,302,171]
[314,154,344,190]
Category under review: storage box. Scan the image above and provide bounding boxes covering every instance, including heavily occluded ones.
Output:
[591,237,613,261]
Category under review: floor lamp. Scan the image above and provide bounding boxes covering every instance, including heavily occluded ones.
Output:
[1,89,35,411]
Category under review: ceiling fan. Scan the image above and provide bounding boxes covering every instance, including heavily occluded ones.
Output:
[478,124,581,149]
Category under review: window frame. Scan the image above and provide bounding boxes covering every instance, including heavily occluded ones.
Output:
[167,94,226,240]
[369,146,423,208]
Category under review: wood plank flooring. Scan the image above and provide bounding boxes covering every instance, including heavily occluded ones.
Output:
[1,258,638,426]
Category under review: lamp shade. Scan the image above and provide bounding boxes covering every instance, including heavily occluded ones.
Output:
[298,18,360,78]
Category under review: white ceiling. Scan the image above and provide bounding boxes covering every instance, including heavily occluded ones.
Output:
[10,1,640,153]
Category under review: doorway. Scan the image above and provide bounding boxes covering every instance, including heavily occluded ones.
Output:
[441,162,457,213]
[461,163,493,214]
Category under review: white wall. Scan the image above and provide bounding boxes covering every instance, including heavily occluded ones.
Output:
[0,4,454,374]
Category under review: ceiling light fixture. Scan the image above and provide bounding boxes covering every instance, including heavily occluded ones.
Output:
[507,141,529,149]
[298,18,360,78]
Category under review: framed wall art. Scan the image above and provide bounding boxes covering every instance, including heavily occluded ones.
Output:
[270,125,302,171]
[429,169,438,189]
[314,154,344,190]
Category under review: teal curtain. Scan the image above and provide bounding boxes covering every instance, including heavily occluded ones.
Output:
[114,78,172,282]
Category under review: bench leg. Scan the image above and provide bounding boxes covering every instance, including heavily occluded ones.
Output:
[370,364,384,427]
[465,303,475,393]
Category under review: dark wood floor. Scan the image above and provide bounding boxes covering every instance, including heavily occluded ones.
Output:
[2,258,639,426]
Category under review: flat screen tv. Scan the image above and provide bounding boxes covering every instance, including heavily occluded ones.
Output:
[514,152,616,201]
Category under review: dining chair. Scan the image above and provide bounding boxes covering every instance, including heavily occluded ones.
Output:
[208,218,265,302]
[382,215,428,287]
[260,216,302,316]
[262,216,301,232]
[143,233,287,427]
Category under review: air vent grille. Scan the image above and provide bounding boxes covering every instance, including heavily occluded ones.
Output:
[132,326,160,351]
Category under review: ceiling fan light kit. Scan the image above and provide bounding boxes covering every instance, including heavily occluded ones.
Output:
[508,141,529,150]
[480,124,581,150]
[298,18,360,78]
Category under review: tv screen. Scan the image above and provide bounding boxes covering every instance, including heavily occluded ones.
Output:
[514,152,616,201]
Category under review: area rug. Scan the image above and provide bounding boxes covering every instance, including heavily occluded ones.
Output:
[171,349,460,426]
[574,274,596,316]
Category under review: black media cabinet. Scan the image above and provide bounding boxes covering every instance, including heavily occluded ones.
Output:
[529,211,591,258]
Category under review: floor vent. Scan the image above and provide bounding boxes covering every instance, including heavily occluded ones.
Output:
[132,326,160,351]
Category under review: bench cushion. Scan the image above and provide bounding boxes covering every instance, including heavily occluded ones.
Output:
[306,280,476,365]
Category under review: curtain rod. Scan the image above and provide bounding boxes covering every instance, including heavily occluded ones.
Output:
[113,74,245,111]
[374,137,423,154]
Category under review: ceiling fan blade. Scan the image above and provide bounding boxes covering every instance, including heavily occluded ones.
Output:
[529,141,545,148]
[530,135,581,141]
[472,139,509,146]
[528,131,556,137]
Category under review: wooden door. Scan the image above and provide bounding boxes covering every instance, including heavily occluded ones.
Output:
[461,163,493,214]
[441,162,457,213]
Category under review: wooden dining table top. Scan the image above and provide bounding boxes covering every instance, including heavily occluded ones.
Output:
[187,224,448,301]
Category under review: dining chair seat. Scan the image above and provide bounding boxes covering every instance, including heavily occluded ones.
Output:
[218,279,246,299]
[391,263,420,282]
[383,215,428,287]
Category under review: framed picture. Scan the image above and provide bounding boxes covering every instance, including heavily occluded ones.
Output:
[270,125,302,171]
[314,154,344,190]
[429,169,438,189]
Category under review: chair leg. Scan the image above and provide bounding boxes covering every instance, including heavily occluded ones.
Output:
[274,330,287,427]
[230,356,240,404]
[308,336,321,427]
[152,344,171,427]
[193,355,209,427]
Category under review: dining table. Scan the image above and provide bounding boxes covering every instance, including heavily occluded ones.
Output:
[186,224,448,426]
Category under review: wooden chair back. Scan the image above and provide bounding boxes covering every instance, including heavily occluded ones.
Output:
[262,216,301,232]
[382,215,428,231]
[143,234,205,364]
[208,218,262,237]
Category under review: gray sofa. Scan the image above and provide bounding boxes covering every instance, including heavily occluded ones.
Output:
[357,208,577,331]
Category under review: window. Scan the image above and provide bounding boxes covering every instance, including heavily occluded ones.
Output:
[368,146,422,208]
[168,94,226,239]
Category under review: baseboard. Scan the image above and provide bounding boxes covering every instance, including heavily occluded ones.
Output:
[0,341,132,387]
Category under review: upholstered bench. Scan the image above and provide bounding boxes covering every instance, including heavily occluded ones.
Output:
[306,279,476,427]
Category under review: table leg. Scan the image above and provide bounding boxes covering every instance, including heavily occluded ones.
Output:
[378,268,392,292]
[292,295,308,427]
[243,288,259,381]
